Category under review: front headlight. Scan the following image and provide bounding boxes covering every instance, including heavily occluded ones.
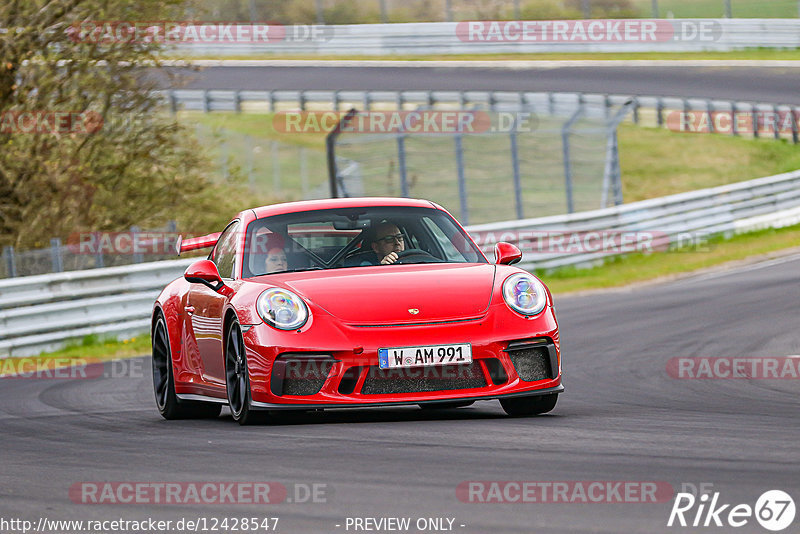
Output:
[256,288,309,330]
[502,273,547,316]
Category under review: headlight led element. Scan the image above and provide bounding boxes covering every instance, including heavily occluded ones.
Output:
[502,273,547,316]
[257,288,309,330]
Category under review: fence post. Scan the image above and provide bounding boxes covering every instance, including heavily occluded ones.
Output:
[773,105,781,140]
[791,107,798,144]
[3,246,16,278]
[363,91,371,111]
[632,96,640,124]
[271,141,281,194]
[582,0,591,18]
[752,103,760,138]
[454,134,469,225]
[509,118,524,220]
[234,90,242,113]
[169,90,178,113]
[731,102,738,137]
[397,131,409,197]
[379,0,388,23]
[445,0,453,22]
[332,90,340,111]
[315,0,324,24]
[513,0,521,19]
[300,146,309,197]
[706,100,714,134]
[724,0,732,17]
[561,106,584,214]
[50,238,63,273]
[131,226,143,264]
[656,97,664,127]
[203,90,211,113]
[651,0,659,17]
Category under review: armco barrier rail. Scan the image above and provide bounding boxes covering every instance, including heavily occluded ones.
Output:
[171,19,800,55]
[1,169,799,358]
[162,89,800,144]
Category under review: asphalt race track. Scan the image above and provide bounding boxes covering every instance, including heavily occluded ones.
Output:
[166,65,800,104]
[2,254,798,533]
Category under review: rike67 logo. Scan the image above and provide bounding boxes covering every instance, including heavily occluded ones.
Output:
[668,489,795,531]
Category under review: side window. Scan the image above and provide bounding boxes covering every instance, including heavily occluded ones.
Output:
[212,221,240,279]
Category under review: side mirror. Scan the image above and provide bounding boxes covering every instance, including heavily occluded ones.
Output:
[494,242,522,265]
[184,259,225,291]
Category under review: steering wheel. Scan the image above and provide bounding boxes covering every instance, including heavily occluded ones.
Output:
[393,248,442,264]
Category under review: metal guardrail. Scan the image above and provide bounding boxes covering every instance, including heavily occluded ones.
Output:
[162,89,800,144]
[0,260,192,358]
[1,169,799,358]
[171,19,800,55]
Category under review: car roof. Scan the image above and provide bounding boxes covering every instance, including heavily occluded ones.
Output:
[247,197,439,219]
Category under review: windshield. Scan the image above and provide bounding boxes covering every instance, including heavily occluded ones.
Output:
[242,206,486,277]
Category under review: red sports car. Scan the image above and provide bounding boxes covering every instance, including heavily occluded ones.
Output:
[151,197,562,424]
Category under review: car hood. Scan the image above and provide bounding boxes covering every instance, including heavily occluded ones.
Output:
[281,263,496,325]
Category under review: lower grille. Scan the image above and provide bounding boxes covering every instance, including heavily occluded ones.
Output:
[271,355,333,396]
[361,362,487,395]
[508,347,553,382]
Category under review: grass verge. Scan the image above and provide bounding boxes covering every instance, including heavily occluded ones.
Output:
[541,223,800,295]
[0,334,151,376]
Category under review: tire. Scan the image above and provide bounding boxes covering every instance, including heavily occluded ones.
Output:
[225,319,268,425]
[151,315,222,420]
[500,393,558,416]
[419,401,475,410]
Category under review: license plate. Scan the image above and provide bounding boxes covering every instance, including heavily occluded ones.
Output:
[378,343,472,369]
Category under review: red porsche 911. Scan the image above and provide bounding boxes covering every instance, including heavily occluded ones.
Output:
[151,197,562,424]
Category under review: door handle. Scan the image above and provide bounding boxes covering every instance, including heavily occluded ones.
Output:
[185,306,195,315]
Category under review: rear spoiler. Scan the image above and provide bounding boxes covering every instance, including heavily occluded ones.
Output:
[175,232,222,255]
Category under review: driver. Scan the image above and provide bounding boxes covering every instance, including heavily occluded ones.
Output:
[371,221,405,265]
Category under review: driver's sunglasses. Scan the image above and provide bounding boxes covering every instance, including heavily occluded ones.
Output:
[376,233,405,245]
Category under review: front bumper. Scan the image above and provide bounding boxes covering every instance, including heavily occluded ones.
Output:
[242,304,562,409]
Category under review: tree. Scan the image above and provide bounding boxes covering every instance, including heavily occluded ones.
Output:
[0,0,225,249]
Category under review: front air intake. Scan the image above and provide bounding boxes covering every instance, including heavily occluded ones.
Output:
[271,354,334,396]
[505,339,559,382]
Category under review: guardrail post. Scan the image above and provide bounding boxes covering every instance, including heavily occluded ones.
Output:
[459,91,467,108]
[548,92,555,116]
[489,92,497,112]
[234,91,242,113]
[268,90,275,112]
[169,90,178,114]
[509,117,524,220]
[332,90,340,111]
[427,90,435,109]
[3,246,16,278]
[363,91,371,111]
[731,102,739,137]
[791,107,798,144]
[131,226,143,264]
[454,134,469,225]
[633,97,639,124]
[203,90,211,113]
[604,94,611,120]
[50,238,63,273]
[396,91,404,110]
[299,90,307,111]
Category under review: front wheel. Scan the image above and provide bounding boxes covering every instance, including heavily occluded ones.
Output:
[500,394,558,416]
[152,315,221,420]
[225,319,268,425]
